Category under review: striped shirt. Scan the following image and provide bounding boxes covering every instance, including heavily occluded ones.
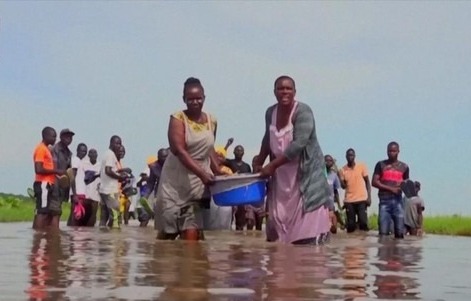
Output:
[373,160,409,199]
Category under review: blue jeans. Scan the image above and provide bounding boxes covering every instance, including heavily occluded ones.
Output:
[378,195,404,238]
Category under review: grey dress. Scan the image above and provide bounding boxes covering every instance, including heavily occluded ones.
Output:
[154,111,216,234]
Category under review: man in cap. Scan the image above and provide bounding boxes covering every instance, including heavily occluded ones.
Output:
[51,128,74,215]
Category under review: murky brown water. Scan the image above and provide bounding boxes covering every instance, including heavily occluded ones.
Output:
[1,222,470,301]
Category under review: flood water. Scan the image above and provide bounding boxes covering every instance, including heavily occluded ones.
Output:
[1,222,470,301]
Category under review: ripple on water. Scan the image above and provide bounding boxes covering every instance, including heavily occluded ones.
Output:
[0,222,471,300]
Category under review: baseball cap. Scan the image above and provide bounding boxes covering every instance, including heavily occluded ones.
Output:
[60,128,75,136]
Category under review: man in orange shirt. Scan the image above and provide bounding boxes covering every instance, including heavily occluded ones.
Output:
[32,127,66,230]
[339,148,372,233]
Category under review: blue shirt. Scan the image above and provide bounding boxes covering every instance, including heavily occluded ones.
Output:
[326,170,340,202]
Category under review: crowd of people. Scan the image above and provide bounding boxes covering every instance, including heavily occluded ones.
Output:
[31,75,425,244]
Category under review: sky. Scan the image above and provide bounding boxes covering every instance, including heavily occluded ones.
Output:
[1,2,470,215]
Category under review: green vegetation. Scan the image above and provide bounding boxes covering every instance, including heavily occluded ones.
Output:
[0,193,70,222]
[367,214,471,236]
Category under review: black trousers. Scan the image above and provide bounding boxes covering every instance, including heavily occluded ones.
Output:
[344,201,369,232]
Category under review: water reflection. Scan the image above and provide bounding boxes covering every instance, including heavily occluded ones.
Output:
[372,237,422,299]
[1,223,465,300]
[263,244,335,301]
[27,231,66,301]
[340,243,369,298]
[159,242,210,301]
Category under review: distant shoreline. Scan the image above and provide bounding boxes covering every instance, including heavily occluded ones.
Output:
[1,192,470,236]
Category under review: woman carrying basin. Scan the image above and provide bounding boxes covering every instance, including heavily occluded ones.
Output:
[253,75,336,245]
[155,77,221,241]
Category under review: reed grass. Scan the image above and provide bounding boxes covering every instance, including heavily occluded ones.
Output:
[367,213,471,236]
[0,193,70,222]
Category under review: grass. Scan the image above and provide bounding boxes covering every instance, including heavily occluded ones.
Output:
[367,214,471,236]
[0,193,70,223]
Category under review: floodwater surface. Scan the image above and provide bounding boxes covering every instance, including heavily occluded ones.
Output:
[1,222,470,301]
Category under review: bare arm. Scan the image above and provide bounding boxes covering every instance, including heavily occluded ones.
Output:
[209,148,222,175]
[264,155,289,172]
[70,156,80,195]
[224,137,234,151]
[338,170,347,189]
[71,168,78,195]
[364,175,372,205]
[334,189,341,208]
[403,166,410,180]
[372,174,401,194]
[105,166,123,180]
[34,162,62,176]
[117,167,132,174]
[254,107,272,170]
[209,123,222,175]
[417,211,423,229]
[417,204,424,227]
[168,116,209,180]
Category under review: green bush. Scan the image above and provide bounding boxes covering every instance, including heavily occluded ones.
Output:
[0,196,21,208]
[0,192,70,222]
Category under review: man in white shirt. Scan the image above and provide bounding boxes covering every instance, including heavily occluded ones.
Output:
[68,143,88,226]
[83,148,101,226]
[99,135,127,229]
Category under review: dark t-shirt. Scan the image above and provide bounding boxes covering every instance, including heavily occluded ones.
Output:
[52,143,72,171]
[373,160,409,199]
[147,162,164,197]
[51,143,73,201]
[226,159,251,174]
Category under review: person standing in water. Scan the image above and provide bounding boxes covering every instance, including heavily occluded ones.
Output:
[51,129,74,204]
[372,141,410,239]
[32,127,65,230]
[246,155,266,231]
[83,148,101,226]
[155,77,220,241]
[116,145,134,225]
[253,75,335,245]
[402,180,425,236]
[226,145,252,230]
[325,154,345,231]
[144,148,169,200]
[137,148,169,227]
[338,148,371,233]
[68,143,88,226]
[99,135,127,229]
